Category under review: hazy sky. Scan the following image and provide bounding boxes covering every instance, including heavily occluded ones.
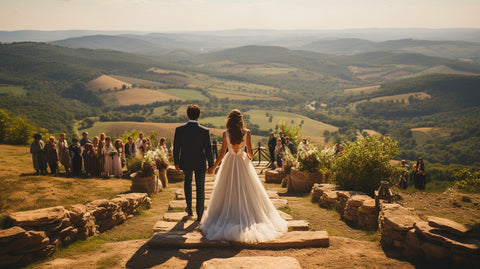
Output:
[1,0,479,31]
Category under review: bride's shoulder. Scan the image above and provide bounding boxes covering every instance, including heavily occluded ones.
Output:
[243,129,250,134]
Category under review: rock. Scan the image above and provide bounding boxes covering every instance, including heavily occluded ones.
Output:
[266,190,280,199]
[148,231,230,248]
[414,221,480,253]
[358,198,376,215]
[201,256,302,269]
[9,231,48,254]
[85,199,110,210]
[8,206,67,228]
[163,212,191,221]
[167,166,185,181]
[270,199,288,210]
[287,220,309,231]
[348,195,371,207]
[232,231,329,248]
[153,220,196,233]
[0,226,27,244]
[319,191,337,208]
[311,184,336,202]
[421,242,451,261]
[277,210,293,221]
[68,204,86,224]
[265,170,287,184]
[379,204,421,232]
[0,254,24,267]
[168,200,209,210]
[404,229,422,256]
[427,216,471,237]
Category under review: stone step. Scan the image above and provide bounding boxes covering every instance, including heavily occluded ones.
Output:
[168,199,288,211]
[153,219,309,233]
[201,256,302,269]
[278,210,293,221]
[174,189,279,200]
[163,212,200,221]
[148,230,329,249]
[168,200,210,211]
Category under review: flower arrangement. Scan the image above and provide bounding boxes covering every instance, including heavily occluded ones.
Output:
[109,149,118,157]
[296,143,321,173]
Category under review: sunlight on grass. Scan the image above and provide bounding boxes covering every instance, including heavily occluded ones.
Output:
[96,255,121,269]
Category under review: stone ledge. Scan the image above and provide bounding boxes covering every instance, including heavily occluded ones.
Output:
[148,231,230,248]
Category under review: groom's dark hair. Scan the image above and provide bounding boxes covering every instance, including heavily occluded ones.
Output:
[187,104,201,120]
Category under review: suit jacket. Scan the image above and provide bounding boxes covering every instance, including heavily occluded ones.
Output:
[173,121,214,171]
[125,142,136,157]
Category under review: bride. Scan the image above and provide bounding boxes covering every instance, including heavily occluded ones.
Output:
[200,109,288,243]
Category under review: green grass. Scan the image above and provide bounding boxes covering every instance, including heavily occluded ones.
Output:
[159,89,208,101]
[0,85,27,96]
[96,255,121,269]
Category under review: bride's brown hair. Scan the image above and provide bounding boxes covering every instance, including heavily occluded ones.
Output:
[226,109,246,145]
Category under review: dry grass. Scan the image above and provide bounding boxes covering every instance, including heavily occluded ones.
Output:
[418,65,479,76]
[0,145,131,215]
[370,92,431,104]
[344,85,380,95]
[411,127,451,144]
[87,75,132,91]
[101,88,183,105]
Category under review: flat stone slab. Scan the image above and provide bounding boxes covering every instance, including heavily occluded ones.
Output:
[175,189,212,200]
[266,190,280,199]
[277,210,293,221]
[8,206,67,227]
[380,203,421,231]
[163,212,199,221]
[148,230,230,248]
[232,231,329,248]
[168,200,209,211]
[271,199,288,210]
[287,220,309,231]
[153,220,196,233]
[428,216,471,237]
[415,221,480,253]
[149,230,329,249]
[201,256,302,269]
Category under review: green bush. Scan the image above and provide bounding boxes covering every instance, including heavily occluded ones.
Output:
[454,169,480,193]
[332,135,401,196]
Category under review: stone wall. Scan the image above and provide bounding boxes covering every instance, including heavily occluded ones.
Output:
[379,203,480,267]
[311,184,378,230]
[0,193,151,268]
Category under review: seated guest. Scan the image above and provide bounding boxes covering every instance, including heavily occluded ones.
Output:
[44,136,59,175]
[69,137,83,177]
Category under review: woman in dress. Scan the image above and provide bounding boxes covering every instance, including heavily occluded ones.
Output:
[200,109,288,243]
[275,138,285,169]
[95,136,105,177]
[57,133,71,175]
[103,137,115,178]
[30,133,47,174]
[414,157,427,190]
[44,136,58,175]
[86,143,100,177]
[112,139,124,178]
[69,137,82,176]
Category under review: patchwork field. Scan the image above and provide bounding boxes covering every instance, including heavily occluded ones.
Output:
[102,88,183,105]
[344,85,380,95]
[87,75,132,91]
[200,62,298,75]
[416,65,480,76]
[161,89,208,101]
[0,85,26,96]
[370,92,431,104]
[110,75,168,88]
[411,127,451,144]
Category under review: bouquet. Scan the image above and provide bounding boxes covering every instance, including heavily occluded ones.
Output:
[109,149,118,157]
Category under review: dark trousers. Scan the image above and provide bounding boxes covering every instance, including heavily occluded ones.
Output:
[184,169,205,217]
[48,162,58,174]
[269,148,275,162]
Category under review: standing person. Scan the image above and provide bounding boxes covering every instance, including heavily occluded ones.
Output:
[69,138,82,176]
[145,138,152,151]
[201,109,287,243]
[267,132,276,168]
[125,136,136,159]
[44,136,58,175]
[275,138,285,169]
[96,136,105,177]
[103,137,115,178]
[135,133,144,150]
[173,104,214,220]
[399,160,409,189]
[211,139,218,161]
[112,139,124,178]
[414,157,427,190]
[80,132,92,173]
[56,133,71,175]
[285,136,295,155]
[278,131,286,145]
[30,134,47,174]
[86,143,100,177]
[158,137,168,154]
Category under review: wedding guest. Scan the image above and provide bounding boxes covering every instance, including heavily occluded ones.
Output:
[56,133,71,174]
[285,136,295,155]
[100,133,106,144]
[95,136,105,177]
[30,133,47,174]
[211,139,218,161]
[125,136,136,159]
[135,133,144,149]
[69,137,82,176]
[414,157,427,190]
[86,143,100,177]
[103,137,115,178]
[278,131,286,145]
[268,132,276,168]
[158,137,168,154]
[44,136,58,175]
[334,143,343,157]
[113,139,124,178]
[399,159,409,189]
[145,137,152,151]
[275,138,285,169]
[80,131,92,173]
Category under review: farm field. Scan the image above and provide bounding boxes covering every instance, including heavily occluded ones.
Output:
[411,127,451,144]
[344,85,380,95]
[160,89,208,101]
[101,88,183,105]
[201,62,298,75]
[207,88,281,100]
[87,75,131,91]
[370,92,431,104]
[416,65,480,76]
[110,75,168,88]
[0,85,26,96]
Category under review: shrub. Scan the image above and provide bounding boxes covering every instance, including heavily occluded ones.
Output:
[332,135,401,196]
[454,169,480,193]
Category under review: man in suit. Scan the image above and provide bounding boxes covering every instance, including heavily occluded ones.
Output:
[173,105,214,221]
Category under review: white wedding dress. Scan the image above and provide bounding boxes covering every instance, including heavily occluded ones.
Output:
[200,131,288,243]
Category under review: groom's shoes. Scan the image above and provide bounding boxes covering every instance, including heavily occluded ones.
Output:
[185,207,193,216]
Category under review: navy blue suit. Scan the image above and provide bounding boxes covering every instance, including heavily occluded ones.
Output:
[173,121,214,218]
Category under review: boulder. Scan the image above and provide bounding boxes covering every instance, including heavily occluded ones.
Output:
[270,199,288,210]
[358,198,376,215]
[414,221,480,254]
[404,229,422,256]
[8,206,67,228]
[0,226,27,244]
[311,183,336,202]
[265,170,287,184]
[348,195,371,207]
[421,242,451,261]
[8,231,48,254]
[319,191,337,208]
[427,216,471,237]
[379,204,420,232]
[68,204,86,224]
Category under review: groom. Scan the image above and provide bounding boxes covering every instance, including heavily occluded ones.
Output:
[173,104,214,221]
